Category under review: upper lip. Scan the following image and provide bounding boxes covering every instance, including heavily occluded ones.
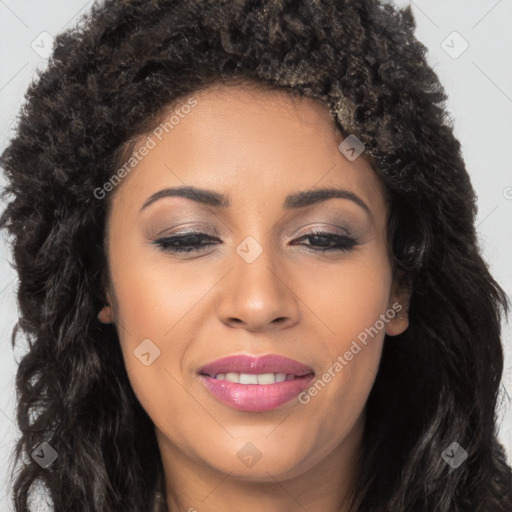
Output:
[199,354,315,377]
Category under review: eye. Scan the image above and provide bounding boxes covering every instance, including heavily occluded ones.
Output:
[152,229,358,255]
[151,232,220,253]
[291,229,358,253]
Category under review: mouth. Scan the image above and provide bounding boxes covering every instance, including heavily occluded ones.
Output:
[198,354,315,412]
[199,353,314,378]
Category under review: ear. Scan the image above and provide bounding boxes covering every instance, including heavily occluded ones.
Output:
[97,288,115,324]
[385,274,411,336]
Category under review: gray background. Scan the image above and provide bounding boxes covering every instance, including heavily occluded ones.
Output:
[1,0,511,509]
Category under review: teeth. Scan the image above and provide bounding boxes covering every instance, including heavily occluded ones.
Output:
[212,372,292,384]
[258,373,279,384]
[239,373,258,384]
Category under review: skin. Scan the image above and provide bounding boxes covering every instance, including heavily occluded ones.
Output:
[98,81,410,512]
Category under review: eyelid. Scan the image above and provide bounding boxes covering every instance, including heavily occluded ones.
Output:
[152,220,356,241]
[292,223,352,239]
[155,224,219,238]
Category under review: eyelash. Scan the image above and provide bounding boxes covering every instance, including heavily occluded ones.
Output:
[152,229,358,254]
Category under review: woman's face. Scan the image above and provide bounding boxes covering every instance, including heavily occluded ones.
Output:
[99,82,409,484]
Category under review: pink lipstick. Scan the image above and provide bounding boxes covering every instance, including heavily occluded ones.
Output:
[198,354,315,412]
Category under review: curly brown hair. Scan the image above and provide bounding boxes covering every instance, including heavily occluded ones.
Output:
[1,0,511,511]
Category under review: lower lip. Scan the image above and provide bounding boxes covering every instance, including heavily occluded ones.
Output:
[199,374,315,412]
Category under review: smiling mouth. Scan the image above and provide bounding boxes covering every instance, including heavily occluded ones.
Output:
[197,353,316,411]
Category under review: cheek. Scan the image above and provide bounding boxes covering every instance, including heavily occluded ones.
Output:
[294,253,391,430]
[301,251,392,357]
[108,234,211,347]
[106,240,204,419]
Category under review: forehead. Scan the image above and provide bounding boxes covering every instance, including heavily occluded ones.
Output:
[109,82,387,218]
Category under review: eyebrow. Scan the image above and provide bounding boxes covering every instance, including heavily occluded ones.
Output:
[140,185,371,216]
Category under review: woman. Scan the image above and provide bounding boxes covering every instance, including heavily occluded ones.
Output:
[1,0,510,511]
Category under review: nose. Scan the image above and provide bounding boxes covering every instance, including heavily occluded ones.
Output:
[216,243,300,332]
